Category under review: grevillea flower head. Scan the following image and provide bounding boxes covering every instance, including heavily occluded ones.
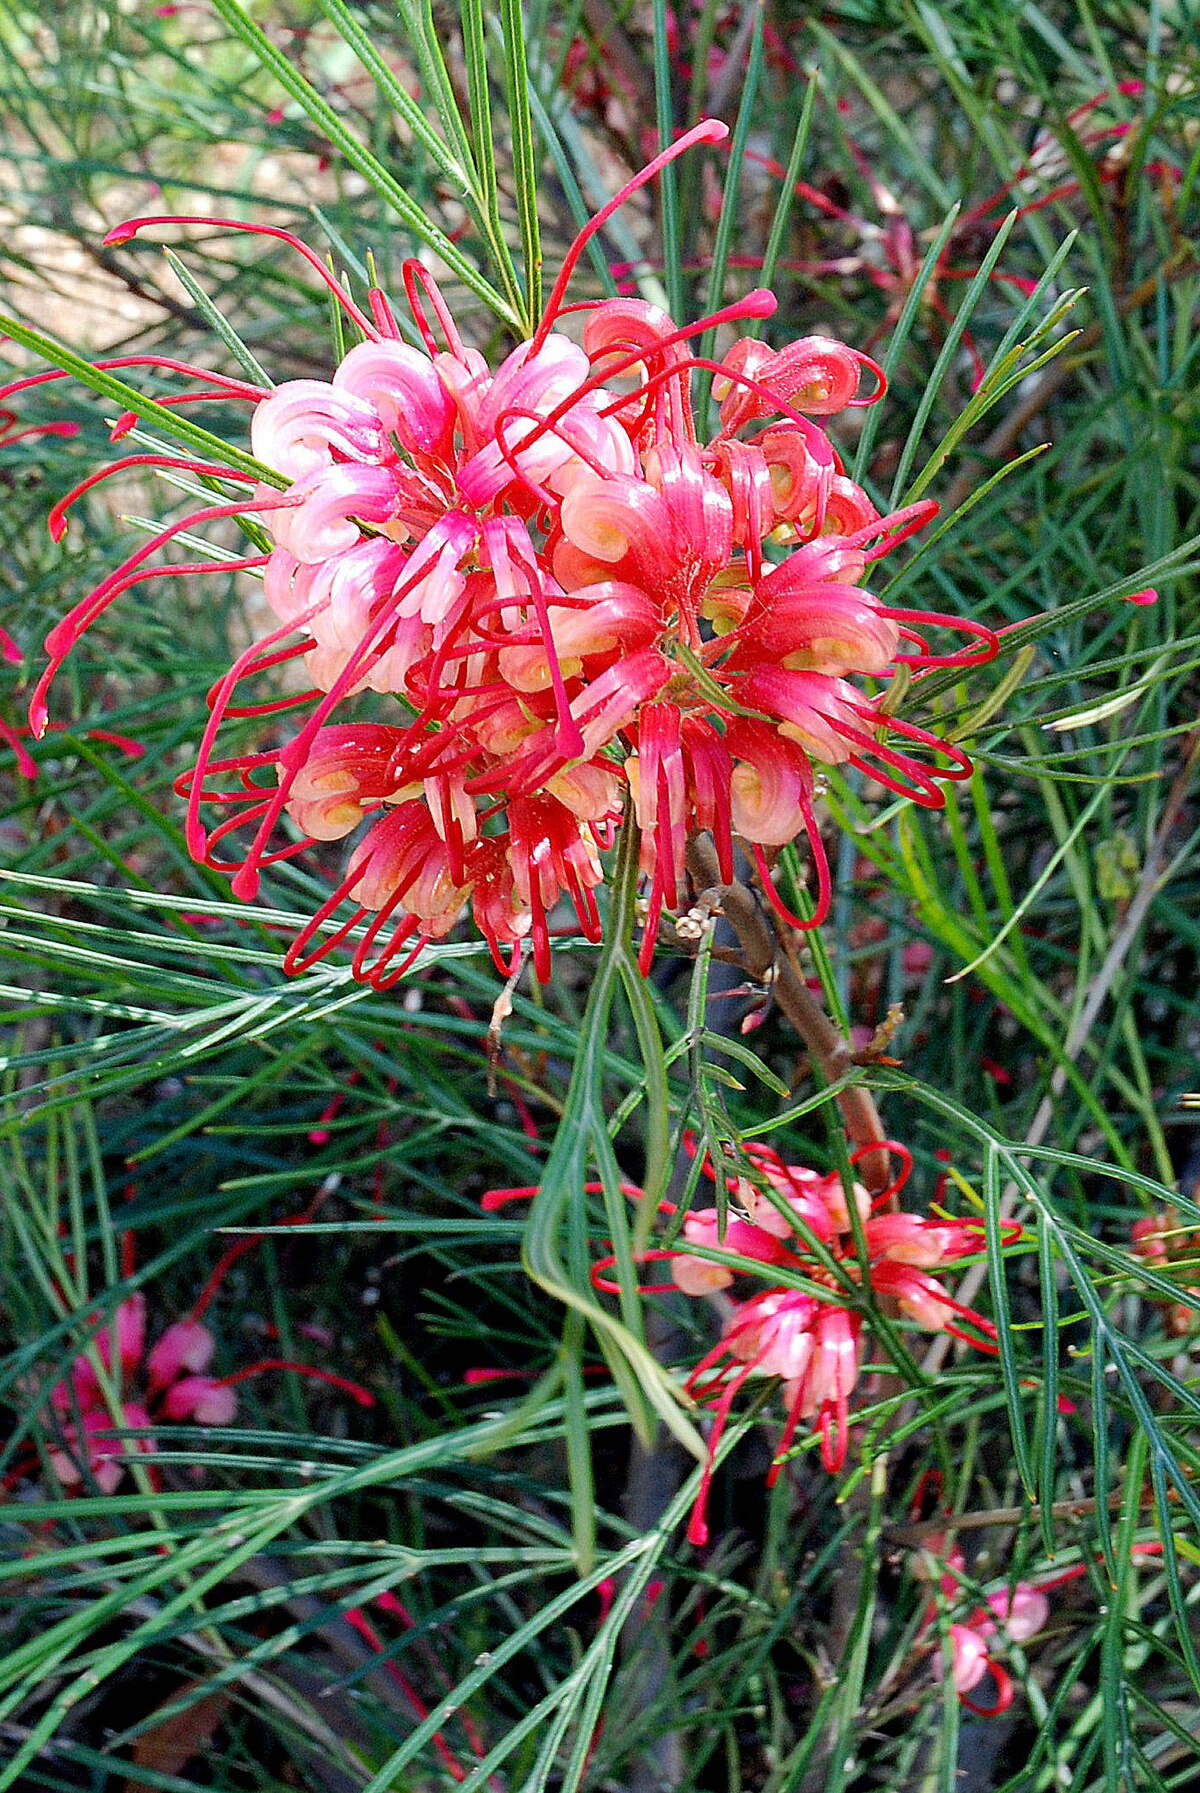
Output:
[12,1209,376,1497]
[581,1138,1018,1546]
[24,118,1000,988]
[930,1553,1053,1716]
[922,1528,1166,1717]
[1131,1207,1200,1334]
[33,1295,230,1493]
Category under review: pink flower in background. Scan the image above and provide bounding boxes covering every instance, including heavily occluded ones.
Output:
[947,1583,1050,1713]
[921,1539,1052,1716]
[37,1294,234,1493]
[934,1538,1166,1713]
[11,1193,376,1496]
[737,80,1174,392]
[1131,1207,1200,1335]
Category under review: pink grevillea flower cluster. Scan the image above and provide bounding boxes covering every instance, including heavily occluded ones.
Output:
[21,121,995,987]
[584,1139,1016,1547]
[941,1568,1050,1716]
[10,1203,375,1496]
[907,1478,1052,1715]
[1132,1207,1200,1336]
[911,1514,1168,1717]
[21,1294,236,1494]
[934,1538,1164,1714]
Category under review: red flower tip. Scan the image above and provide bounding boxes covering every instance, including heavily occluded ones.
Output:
[87,728,145,758]
[480,1185,538,1210]
[740,287,779,320]
[1123,587,1158,606]
[595,1575,616,1624]
[960,1663,1015,1718]
[230,865,260,902]
[4,420,81,446]
[103,222,141,247]
[697,118,730,147]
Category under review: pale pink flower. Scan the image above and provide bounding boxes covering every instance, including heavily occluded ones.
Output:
[939,1579,1051,1713]
[987,1584,1051,1640]
[159,1376,238,1425]
[146,1317,216,1389]
[38,1298,227,1494]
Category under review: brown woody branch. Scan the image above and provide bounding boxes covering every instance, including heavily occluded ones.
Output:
[685,835,893,1200]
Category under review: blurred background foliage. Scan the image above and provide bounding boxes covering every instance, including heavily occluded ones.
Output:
[0,1,1198,1788]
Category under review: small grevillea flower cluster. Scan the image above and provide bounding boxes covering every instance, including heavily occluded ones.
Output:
[940,1567,1050,1716]
[913,1510,1165,1717]
[584,1139,1017,1546]
[18,1294,236,1494]
[9,1205,374,1496]
[17,121,996,987]
[1131,1207,1200,1336]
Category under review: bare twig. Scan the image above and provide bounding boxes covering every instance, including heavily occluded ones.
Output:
[885,1486,1137,1546]
[685,835,892,1196]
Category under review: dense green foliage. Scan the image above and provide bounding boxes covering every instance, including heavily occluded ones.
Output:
[1,3,1198,1788]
